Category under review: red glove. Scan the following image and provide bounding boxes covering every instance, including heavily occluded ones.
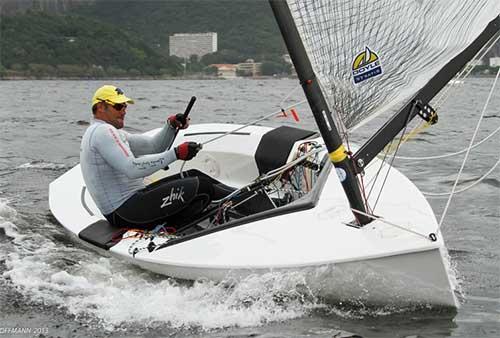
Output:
[175,142,202,161]
[168,114,189,129]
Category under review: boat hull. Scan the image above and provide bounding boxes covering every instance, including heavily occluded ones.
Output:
[49,123,458,308]
[121,247,455,307]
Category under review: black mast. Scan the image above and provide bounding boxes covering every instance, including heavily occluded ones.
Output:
[269,0,371,225]
[353,15,500,171]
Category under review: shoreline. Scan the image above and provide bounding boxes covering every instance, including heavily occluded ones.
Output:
[0,75,295,81]
[0,73,494,81]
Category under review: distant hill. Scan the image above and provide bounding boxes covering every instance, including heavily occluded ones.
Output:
[1,0,84,15]
[1,0,497,78]
[71,0,285,58]
[0,0,286,78]
[0,10,182,78]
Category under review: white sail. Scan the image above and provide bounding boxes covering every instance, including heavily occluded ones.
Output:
[286,0,500,130]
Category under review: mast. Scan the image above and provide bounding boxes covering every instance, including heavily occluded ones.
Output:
[353,15,500,171]
[269,0,371,225]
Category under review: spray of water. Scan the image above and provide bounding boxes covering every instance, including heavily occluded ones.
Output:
[1,199,320,331]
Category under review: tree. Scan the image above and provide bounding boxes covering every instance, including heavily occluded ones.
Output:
[261,60,290,76]
[204,66,218,76]
[201,49,246,66]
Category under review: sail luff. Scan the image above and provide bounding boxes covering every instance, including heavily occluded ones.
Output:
[269,0,371,225]
[353,15,500,171]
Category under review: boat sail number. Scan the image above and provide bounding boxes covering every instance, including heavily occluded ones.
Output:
[352,47,383,84]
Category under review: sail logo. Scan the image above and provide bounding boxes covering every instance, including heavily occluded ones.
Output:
[352,47,382,84]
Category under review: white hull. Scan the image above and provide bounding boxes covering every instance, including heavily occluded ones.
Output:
[49,123,458,308]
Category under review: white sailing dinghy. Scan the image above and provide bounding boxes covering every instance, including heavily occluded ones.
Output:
[49,1,500,307]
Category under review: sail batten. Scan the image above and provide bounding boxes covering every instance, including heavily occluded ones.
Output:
[286,0,500,131]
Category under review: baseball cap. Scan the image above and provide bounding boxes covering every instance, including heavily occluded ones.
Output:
[91,85,135,106]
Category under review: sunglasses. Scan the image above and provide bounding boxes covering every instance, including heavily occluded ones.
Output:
[99,100,127,111]
[110,103,127,111]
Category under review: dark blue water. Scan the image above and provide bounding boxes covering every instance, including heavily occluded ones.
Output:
[0,79,498,337]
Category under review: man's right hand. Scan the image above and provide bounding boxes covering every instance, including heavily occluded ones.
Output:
[168,113,190,129]
[175,142,202,161]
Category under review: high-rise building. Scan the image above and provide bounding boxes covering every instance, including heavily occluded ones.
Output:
[490,57,500,67]
[169,32,218,59]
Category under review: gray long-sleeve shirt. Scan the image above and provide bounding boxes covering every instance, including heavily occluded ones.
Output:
[80,119,178,215]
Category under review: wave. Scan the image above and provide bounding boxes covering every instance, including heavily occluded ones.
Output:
[0,199,19,240]
[2,198,319,331]
[16,160,72,171]
[5,253,318,331]
[2,197,451,333]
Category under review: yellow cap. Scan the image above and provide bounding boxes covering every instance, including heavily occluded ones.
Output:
[91,85,135,106]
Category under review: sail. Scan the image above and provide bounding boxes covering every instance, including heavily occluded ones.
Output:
[286,0,500,130]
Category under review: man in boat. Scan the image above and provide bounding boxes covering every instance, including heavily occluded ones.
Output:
[80,85,228,230]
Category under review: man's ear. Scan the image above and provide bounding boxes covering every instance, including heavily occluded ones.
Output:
[98,102,108,112]
[93,102,105,116]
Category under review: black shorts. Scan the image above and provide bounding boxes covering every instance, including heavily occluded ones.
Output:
[105,170,233,230]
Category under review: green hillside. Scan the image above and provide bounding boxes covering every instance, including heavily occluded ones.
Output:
[0,1,287,78]
[72,0,284,57]
[0,11,182,78]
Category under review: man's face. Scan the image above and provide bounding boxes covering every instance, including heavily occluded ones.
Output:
[96,102,127,129]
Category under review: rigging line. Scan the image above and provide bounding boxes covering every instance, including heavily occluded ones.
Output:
[358,172,373,214]
[279,83,301,109]
[350,208,432,241]
[422,153,500,197]
[436,66,500,235]
[388,31,499,157]
[387,123,500,161]
[177,99,308,177]
[372,106,413,211]
[366,142,391,200]
[201,99,308,146]
[366,108,417,199]
[440,32,500,94]
[260,147,324,179]
[433,32,500,109]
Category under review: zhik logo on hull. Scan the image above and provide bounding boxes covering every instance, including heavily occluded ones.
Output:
[352,47,382,84]
[161,187,185,208]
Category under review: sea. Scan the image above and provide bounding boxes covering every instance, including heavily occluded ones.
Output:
[0,78,498,338]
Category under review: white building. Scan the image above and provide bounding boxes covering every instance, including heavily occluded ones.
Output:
[210,64,237,79]
[169,32,217,59]
[490,57,500,67]
[237,59,262,77]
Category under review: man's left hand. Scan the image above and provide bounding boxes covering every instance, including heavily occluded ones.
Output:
[168,114,190,129]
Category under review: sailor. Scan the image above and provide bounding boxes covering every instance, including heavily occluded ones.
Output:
[80,85,226,230]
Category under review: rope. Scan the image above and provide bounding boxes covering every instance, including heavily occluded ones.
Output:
[383,32,500,155]
[279,84,301,109]
[178,99,308,177]
[386,123,500,161]
[434,32,500,108]
[201,99,308,146]
[372,109,413,210]
[435,66,500,234]
[422,154,500,197]
[350,208,432,241]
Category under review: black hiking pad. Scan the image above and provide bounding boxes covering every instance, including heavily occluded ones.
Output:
[78,220,126,250]
[77,170,237,250]
[255,126,317,175]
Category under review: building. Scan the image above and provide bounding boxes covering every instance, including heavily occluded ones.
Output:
[236,59,262,77]
[490,57,500,67]
[169,32,217,59]
[210,64,237,79]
